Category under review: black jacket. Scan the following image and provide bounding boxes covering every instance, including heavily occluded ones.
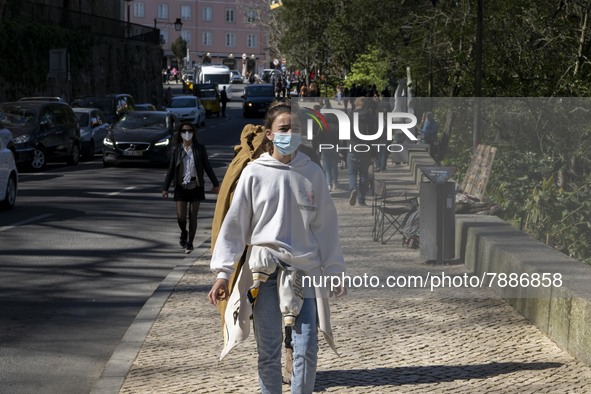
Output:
[163,143,219,191]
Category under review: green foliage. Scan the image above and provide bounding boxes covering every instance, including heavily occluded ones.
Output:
[524,177,591,265]
[171,37,188,71]
[343,47,390,89]
[275,0,591,262]
[488,149,554,220]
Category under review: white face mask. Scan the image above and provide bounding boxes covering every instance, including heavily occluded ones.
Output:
[181,131,193,141]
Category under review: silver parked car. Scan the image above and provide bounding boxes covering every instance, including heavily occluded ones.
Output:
[165,96,206,127]
[73,107,110,159]
[0,133,17,209]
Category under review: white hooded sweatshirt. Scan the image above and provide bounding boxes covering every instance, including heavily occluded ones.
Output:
[211,151,345,280]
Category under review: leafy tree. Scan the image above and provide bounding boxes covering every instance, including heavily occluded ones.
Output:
[171,37,187,71]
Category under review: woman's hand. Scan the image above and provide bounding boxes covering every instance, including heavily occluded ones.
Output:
[212,186,220,195]
[162,190,169,199]
[208,278,229,305]
[330,285,347,298]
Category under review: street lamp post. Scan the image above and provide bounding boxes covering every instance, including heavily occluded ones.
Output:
[154,18,183,32]
[124,0,133,37]
[473,0,483,151]
[400,25,412,47]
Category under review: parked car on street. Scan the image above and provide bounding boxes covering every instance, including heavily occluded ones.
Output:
[135,103,157,111]
[0,132,17,210]
[0,101,80,170]
[0,124,15,154]
[242,84,276,117]
[102,111,179,167]
[260,69,276,83]
[166,95,206,126]
[73,107,110,159]
[194,83,221,117]
[72,94,136,124]
[231,70,243,84]
[19,96,67,103]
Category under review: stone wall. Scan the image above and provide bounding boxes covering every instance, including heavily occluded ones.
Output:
[0,34,163,108]
[455,214,591,367]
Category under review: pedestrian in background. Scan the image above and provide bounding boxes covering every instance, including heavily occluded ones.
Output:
[162,123,220,254]
[208,100,346,393]
[419,111,439,159]
[220,86,228,117]
[347,97,372,206]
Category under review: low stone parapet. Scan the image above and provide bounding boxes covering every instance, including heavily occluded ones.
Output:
[455,214,591,367]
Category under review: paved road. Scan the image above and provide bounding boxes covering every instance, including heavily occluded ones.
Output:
[0,102,249,393]
[114,163,591,393]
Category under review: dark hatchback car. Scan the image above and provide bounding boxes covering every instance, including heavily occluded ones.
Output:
[242,84,276,117]
[0,101,80,170]
[102,111,179,167]
[72,94,136,124]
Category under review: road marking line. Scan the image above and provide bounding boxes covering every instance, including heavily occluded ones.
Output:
[0,213,53,233]
[108,186,137,196]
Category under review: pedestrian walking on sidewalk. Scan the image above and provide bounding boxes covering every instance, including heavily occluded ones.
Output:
[208,100,346,394]
[162,123,220,254]
[220,86,228,117]
[347,97,373,206]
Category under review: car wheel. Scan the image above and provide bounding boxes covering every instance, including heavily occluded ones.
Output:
[67,142,80,165]
[0,173,17,210]
[103,159,113,167]
[30,147,46,170]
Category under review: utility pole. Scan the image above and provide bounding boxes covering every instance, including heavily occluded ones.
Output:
[473,0,483,151]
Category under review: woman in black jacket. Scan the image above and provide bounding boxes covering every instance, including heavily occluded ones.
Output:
[162,123,220,253]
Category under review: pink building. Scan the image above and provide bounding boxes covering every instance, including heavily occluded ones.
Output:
[126,0,270,76]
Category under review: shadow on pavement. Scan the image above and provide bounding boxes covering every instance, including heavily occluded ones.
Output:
[315,362,563,389]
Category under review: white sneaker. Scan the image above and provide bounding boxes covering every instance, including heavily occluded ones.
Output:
[349,190,358,206]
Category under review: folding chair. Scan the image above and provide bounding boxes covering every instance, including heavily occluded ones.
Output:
[371,180,388,240]
[373,183,419,244]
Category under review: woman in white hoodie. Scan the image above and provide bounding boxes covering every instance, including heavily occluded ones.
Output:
[208,101,346,394]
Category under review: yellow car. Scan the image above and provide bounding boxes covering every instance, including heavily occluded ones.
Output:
[194,83,221,117]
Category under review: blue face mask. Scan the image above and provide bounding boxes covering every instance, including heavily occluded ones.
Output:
[273,133,302,155]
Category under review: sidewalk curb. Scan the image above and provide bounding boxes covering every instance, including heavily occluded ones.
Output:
[90,242,211,394]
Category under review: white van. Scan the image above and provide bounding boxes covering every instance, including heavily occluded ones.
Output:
[193,64,232,94]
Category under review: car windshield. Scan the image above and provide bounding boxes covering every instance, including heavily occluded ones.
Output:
[0,107,37,127]
[117,114,167,130]
[169,98,196,108]
[75,112,90,127]
[75,98,114,116]
[247,86,274,97]
[197,90,217,99]
[202,74,230,84]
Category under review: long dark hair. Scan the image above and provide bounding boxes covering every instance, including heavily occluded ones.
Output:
[173,122,198,145]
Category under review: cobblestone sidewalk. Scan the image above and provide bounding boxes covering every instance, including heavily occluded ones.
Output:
[116,165,591,393]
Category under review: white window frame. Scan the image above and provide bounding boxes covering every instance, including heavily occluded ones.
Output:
[133,2,145,18]
[181,31,191,44]
[202,6,212,21]
[160,29,169,45]
[181,5,191,20]
[246,9,257,24]
[157,4,169,19]
[225,8,235,23]
[247,34,256,48]
[225,32,236,47]
[202,32,212,46]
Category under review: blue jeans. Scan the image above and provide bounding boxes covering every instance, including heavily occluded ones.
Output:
[375,149,388,171]
[347,152,370,204]
[321,150,339,188]
[253,271,318,394]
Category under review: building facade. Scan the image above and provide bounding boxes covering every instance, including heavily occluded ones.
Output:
[126,0,269,77]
